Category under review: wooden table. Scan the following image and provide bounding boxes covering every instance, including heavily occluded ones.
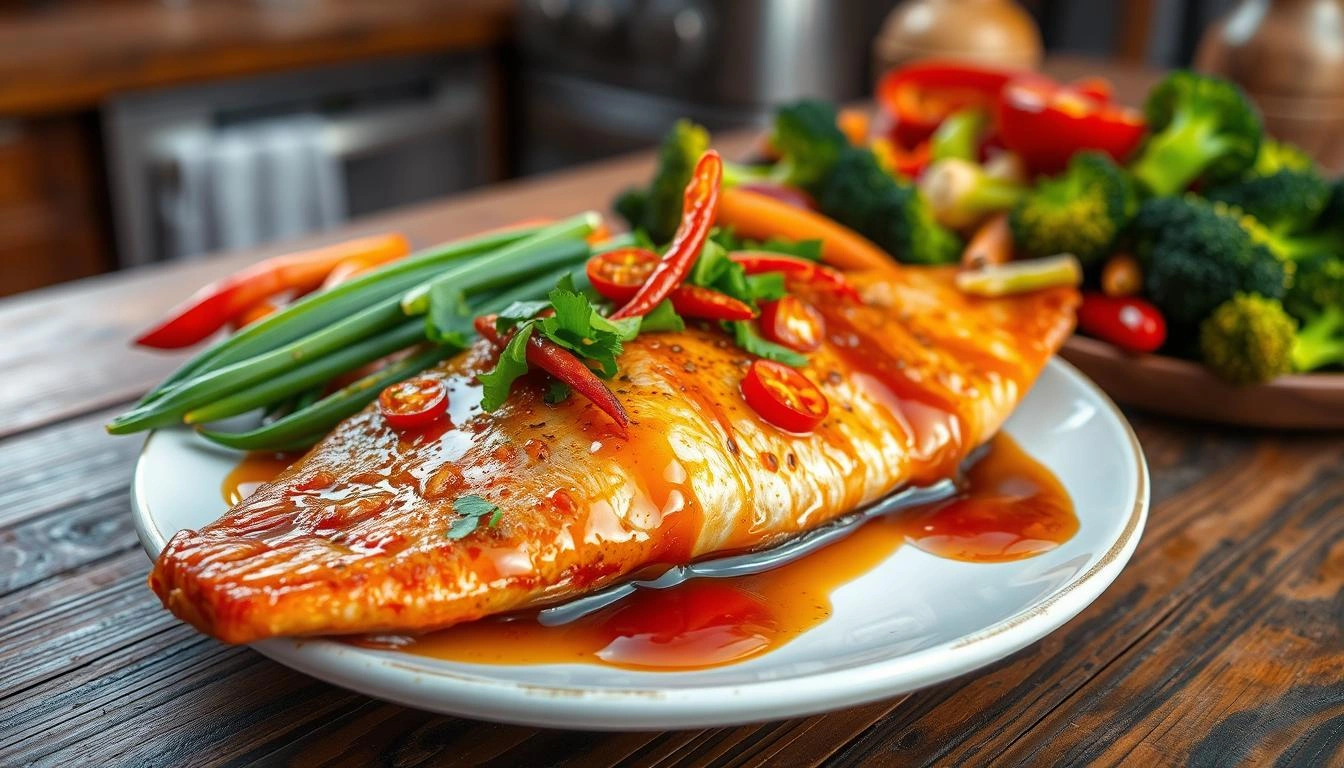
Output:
[2,124,1342,768]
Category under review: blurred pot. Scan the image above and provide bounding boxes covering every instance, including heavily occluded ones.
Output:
[1196,0,1344,172]
[873,0,1042,77]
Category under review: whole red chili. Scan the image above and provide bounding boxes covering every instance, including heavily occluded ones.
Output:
[474,315,630,437]
[611,150,723,319]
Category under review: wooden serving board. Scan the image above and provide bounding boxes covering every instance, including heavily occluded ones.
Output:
[1061,336,1344,430]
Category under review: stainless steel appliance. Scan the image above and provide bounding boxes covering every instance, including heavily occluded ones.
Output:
[515,0,897,174]
[104,53,495,266]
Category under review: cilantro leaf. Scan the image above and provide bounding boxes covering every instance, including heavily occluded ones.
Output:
[544,379,572,404]
[425,282,472,345]
[745,272,787,302]
[477,321,534,412]
[729,321,808,366]
[494,300,550,332]
[639,300,685,333]
[447,494,502,540]
[755,237,823,262]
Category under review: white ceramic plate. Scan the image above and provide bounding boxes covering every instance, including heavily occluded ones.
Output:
[131,358,1148,730]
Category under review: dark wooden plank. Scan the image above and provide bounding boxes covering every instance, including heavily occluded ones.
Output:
[0,406,140,528]
[820,432,1344,767]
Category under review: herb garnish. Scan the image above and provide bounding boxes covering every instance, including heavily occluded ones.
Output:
[447,494,502,539]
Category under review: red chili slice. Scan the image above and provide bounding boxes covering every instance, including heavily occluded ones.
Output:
[741,359,829,434]
[378,377,448,430]
[758,296,826,353]
[587,248,754,321]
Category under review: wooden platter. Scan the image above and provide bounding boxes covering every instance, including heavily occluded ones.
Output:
[1060,335,1344,430]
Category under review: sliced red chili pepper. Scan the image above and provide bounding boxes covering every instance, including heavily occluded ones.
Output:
[1077,293,1167,353]
[758,296,826,353]
[135,233,411,349]
[378,376,449,430]
[741,359,829,434]
[588,249,754,321]
[587,248,659,300]
[670,284,755,321]
[877,61,1023,148]
[474,315,630,437]
[611,150,722,320]
[997,76,1146,175]
[729,251,862,302]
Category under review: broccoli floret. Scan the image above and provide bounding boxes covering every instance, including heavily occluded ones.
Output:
[919,158,1027,230]
[1129,71,1263,197]
[1283,251,1344,372]
[1133,195,1289,330]
[1285,252,1344,322]
[1199,293,1297,384]
[1206,140,1327,233]
[614,119,711,243]
[811,147,962,264]
[1293,305,1344,372]
[1010,152,1136,263]
[1207,171,1328,234]
[769,100,850,188]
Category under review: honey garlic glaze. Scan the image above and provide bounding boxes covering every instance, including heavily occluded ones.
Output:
[224,432,1076,670]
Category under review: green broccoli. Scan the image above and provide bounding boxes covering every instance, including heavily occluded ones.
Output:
[1009,151,1136,264]
[1285,251,1344,322]
[919,157,1027,230]
[1133,195,1289,330]
[1199,294,1297,384]
[811,147,962,264]
[616,119,710,243]
[767,100,850,188]
[1293,305,1344,372]
[1129,71,1263,197]
[1284,251,1344,372]
[1206,141,1327,233]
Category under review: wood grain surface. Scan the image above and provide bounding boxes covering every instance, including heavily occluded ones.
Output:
[2,69,1341,767]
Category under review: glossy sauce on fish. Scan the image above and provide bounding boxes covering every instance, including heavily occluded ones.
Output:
[224,432,1075,670]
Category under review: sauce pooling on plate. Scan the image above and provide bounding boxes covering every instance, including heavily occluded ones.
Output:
[223,433,1076,670]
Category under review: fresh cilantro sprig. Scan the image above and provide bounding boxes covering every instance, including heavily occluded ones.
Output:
[478,276,645,412]
[687,237,808,366]
[447,494,502,539]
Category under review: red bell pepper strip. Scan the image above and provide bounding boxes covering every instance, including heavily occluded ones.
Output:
[588,248,755,320]
[611,150,722,320]
[135,233,412,349]
[1077,293,1167,353]
[729,252,862,302]
[876,61,1023,148]
[997,76,1146,175]
[474,315,630,437]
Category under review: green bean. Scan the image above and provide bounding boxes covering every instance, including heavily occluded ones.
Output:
[111,228,592,434]
[108,295,409,433]
[198,343,458,450]
[133,224,546,407]
[400,212,600,314]
[183,320,426,425]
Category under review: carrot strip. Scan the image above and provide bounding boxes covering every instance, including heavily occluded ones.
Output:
[960,212,1013,270]
[715,187,892,272]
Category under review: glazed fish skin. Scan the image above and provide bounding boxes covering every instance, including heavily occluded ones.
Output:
[151,266,1077,644]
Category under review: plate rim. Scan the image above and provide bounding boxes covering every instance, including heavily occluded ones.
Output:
[130,357,1150,730]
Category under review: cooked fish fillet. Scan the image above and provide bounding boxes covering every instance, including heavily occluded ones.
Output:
[151,265,1077,643]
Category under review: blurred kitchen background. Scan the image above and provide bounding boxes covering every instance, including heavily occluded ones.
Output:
[0,0,1332,296]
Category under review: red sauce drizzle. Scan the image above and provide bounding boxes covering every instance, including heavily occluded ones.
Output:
[223,433,1076,670]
